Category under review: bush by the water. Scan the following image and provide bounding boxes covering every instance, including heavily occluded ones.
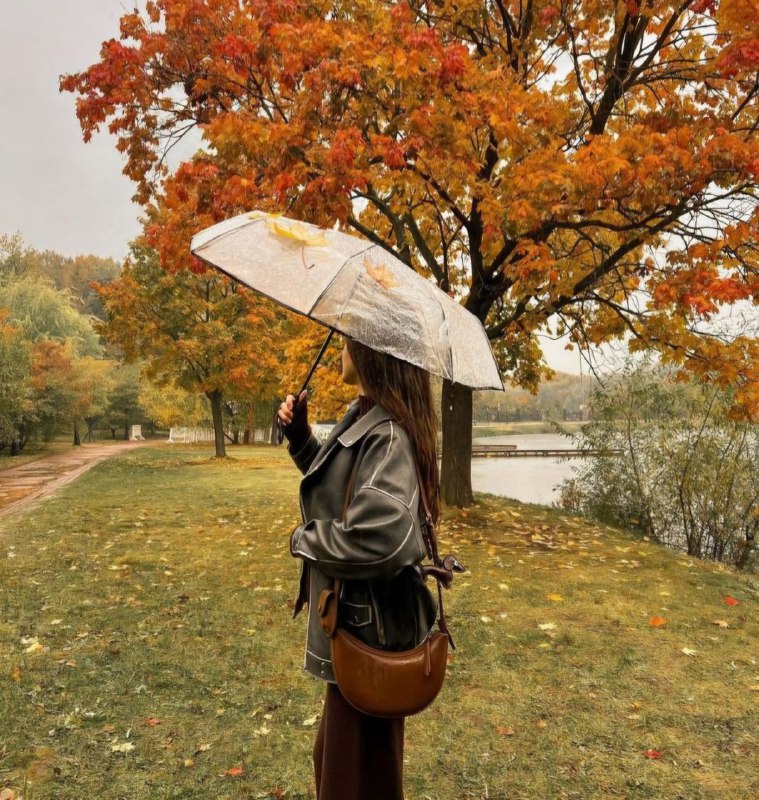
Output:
[558,357,758,572]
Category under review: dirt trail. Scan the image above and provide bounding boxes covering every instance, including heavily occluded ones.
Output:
[0,441,155,518]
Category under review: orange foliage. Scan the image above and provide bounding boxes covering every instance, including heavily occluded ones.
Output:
[61,0,759,417]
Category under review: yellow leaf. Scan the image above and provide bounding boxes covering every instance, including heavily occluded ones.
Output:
[303,715,319,726]
[267,219,327,247]
[364,258,399,290]
[538,623,557,631]
[547,593,564,602]
[681,647,698,657]
[711,620,729,629]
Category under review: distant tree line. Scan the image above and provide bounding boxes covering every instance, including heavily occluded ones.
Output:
[473,371,598,423]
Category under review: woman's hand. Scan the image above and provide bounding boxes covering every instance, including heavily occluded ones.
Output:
[278,389,310,446]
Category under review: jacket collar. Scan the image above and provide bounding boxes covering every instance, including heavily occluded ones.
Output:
[337,400,394,446]
[303,397,393,479]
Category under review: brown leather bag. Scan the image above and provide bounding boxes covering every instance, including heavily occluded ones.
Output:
[318,427,462,718]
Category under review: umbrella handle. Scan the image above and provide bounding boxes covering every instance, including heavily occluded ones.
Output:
[275,328,337,445]
[276,398,299,445]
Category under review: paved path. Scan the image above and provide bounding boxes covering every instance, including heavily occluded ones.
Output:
[0,441,155,518]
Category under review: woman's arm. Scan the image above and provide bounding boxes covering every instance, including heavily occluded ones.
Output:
[290,422,426,580]
[289,432,321,475]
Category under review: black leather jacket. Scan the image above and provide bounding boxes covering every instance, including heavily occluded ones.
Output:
[288,397,437,682]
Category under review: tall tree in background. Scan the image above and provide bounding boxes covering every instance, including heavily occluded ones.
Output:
[63,0,759,504]
[96,243,280,457]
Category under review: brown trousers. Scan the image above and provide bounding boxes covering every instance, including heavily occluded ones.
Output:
[313,682,405,800]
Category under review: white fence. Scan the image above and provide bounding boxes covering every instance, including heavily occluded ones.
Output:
[168,427,220,444]
[168,424,336,445]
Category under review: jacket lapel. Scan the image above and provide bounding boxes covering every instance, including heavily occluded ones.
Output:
[303,399,394,480]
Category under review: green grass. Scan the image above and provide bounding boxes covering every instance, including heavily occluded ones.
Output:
[472,420,588,438]
[1,444,757,799]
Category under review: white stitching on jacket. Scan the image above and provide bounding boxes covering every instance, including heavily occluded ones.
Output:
[356,483,418,512]
[311,517,415,566]
[368,420,393,486]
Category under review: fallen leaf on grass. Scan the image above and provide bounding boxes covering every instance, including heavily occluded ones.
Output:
[536,719,548,729]
[538,623,557,631]
[110,742,135,753]
[643,749,662,759]
[183,758,194,768]
[302,715,319,727]
[547,593,564,602]
[194,743,211,755]
[224,766,244,777]
[711,620,729,629]
[144,718,162,727]
[723,596,740,606]
[649,616,667,627]
[496,725,515,736]
[681,647,698,657]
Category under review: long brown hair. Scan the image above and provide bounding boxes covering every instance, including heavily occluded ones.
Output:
[346,337,440,525]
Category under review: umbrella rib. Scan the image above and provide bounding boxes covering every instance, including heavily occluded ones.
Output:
[305,244,376,316]
[192,216,263,252]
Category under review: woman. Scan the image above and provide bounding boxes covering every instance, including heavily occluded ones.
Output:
[277,334,440,800]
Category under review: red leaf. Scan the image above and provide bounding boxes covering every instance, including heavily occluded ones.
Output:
[144,717,162,727]
[723,596,740,606]
[225,766,244,777]
[643,749,662,759]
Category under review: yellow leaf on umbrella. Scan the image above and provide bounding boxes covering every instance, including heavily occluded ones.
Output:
[267,219,327,247]
[364,258,399,290]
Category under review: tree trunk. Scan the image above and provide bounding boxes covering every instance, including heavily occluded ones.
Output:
[207,389,227,457]
[10,438,20,456]
[269,397,279,444]
[439,380,473,507]
[123,419,129,441]
[244,401,254,444]
[73,422,81,446]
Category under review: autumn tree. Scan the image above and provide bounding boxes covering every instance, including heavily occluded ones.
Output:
[63,0,759,504]
[0,315,31,455]
[96,243,280,456]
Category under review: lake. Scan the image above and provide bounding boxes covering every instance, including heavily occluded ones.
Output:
[467,432,582,506]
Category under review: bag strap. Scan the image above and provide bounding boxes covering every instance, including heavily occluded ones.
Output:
[328,421,457,650]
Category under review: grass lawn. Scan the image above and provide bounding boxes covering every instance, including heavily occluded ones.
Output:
[0,444,757,799]
[472,421,588,438]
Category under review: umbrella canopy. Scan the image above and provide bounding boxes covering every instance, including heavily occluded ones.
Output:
[191,210,504,391]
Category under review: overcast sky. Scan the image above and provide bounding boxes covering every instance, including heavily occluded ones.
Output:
[0,1,622,376]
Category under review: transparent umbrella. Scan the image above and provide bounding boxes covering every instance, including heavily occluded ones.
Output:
[191,210,504,441]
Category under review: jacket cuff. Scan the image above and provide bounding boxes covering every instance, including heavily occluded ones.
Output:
[290,524,315,560]
[288,432,320,474]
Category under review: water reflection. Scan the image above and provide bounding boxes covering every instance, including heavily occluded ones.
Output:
[468,432,581,506]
